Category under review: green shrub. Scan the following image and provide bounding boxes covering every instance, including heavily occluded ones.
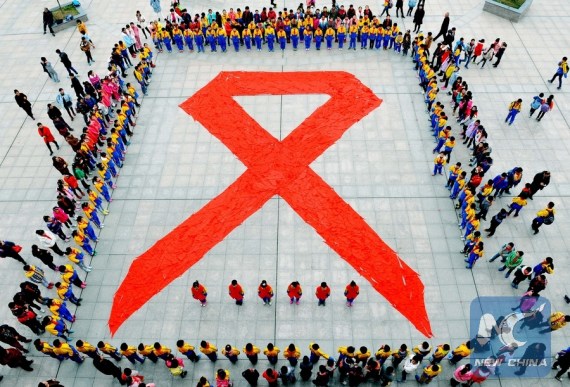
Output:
[52,4,79,21]
[494,0,526,9]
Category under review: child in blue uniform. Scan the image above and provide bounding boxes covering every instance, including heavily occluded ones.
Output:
[304,28,312,50]
[162,31,173,52]
[195,32,205,53]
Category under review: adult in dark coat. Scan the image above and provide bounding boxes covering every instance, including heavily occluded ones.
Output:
[433,12,450,40]
[13,292,42,313]
[0,241,26,264]
[0,345,34,371]
[242,368,260,386]
[529,171,551,199]
[9,303,43,335]
[527,274,547,296]
[93,355,122,379]
[31,245,57,271]
[57,194,76,217]
[56,49,78,75]
[70,74,85,98]
[413,6,425,33]
[53,117,73,137]
[43,8,55,36]
[243,6,254,25]
[443,27,456,46]
[19,281,46,308]
[14,90,34,119]
[52,156,72,176]
[0,324,31,352]
[47,104,63,120]
[553,349,570,380]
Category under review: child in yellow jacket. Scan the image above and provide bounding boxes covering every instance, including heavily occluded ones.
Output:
[507,196,527,217]
[433,153,447,176]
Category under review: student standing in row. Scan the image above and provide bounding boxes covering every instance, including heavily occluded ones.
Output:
[315,282,330,306]
[344,281,359,307]
[228,280,244,305]
[191,281,207,307]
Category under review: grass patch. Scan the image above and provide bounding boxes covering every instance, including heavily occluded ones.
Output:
[494,0,526,9]
[52,4,79,21]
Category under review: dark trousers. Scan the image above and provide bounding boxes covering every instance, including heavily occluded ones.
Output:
[145,352,159,363]
[433,30,445,41]
[43,22,54,34]
[46,141,59,155]
[64,105,76,119]
[106,350,122,361]
[21,106,34,119]
[499,266,516,277]
[493,55,503,67]
[84,50,94,63]
[414,23,421,33]
[81,112,89,125]
[64,65,79,75]
[554,362,570,378]
[396,6,404,17]
[7,253,27,265]
[550,73,563,88]
[486,218,501,236]
[22,319,43,335]
[55,229,68,241]
[122,54,133,67]
[512,276,526,286]
[11,355,34,371]
[407,6,414,16]
[49,243,65,256]
[449,354,464,364]
[532,218,543,232]
[1,338,27,352]
[73,87,85,99]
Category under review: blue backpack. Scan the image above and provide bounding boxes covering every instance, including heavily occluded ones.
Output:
[530,96,542,110]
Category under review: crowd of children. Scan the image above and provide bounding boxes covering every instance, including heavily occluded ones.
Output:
[31,337,490,386]
[2,12,153,382]
[147,2,421,54]
[422,35,555,272]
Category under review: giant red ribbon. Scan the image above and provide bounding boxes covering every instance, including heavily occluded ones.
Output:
[109,71,432,337]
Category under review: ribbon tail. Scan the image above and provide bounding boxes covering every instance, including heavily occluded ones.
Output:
[280,168,433,337]
[108,170,274,335]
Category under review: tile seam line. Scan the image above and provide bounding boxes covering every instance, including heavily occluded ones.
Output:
[273,62,285,344]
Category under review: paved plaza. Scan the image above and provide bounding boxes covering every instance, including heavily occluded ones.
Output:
[0,0,569,385]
